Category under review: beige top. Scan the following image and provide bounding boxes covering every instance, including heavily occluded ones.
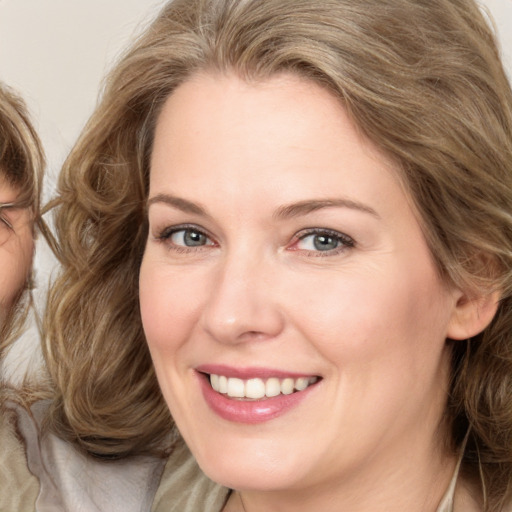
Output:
[151,441,462,512]
[0,401,166,512]
[0,400,502,512]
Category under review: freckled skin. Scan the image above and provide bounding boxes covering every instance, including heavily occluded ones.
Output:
[0,176,33,328]
[140,73,469,511]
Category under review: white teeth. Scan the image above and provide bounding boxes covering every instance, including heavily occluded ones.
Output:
[295,377,309,391]
[281,378,294,395]
[246,378,266,399]
[265,378,281,397]
[208,374,319,399]
[227,377,245,398]
[210,374,220,391]
[218,375,228,394]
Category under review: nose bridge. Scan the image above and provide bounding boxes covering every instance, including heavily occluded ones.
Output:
[201,244,284,344]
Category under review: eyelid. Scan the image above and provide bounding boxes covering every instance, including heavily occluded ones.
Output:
[0,201,31,231]
[154,223,218,253]
[151,223,354,256]
[0,209,14,231]
[156,223,213,240]
[0,216,14,230]
[289,227,355,255]
[296,227,354,241]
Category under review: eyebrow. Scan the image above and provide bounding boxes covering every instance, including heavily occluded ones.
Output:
[147,194,379,220]
[274,198,379,220]
[147,194,210,217]
[0,200,31,212]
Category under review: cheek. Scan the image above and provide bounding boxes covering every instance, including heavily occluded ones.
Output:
[0,236,33,311]
[286,259,453,370]
[139,259,204,357]
[139,258,209,420]
[284,262,454,441]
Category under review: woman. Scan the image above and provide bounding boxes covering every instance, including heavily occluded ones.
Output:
[0,82,44,511]
[44,0,512,510]
[0,87,164,512]
[0,82,43,361]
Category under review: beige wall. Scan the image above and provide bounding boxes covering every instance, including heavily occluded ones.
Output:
[0,0,166,194]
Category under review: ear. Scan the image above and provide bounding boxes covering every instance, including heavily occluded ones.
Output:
[446,288,501,340]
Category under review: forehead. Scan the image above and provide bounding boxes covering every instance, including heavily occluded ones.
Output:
[150,73,413,215]
[0,171,23,201]
[154,73,386,169]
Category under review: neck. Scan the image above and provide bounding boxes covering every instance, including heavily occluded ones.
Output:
[225,434,457,512]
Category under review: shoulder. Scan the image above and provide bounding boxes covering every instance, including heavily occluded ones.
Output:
[152,438,230,512]
[454,474,512,512]
[0,400,39,512]
[1,399,168,512]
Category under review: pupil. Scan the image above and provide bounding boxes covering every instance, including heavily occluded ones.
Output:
[313,235,337,251]
[184,230,205,246]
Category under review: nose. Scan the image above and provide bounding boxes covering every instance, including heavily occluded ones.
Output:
[200,252,285,345]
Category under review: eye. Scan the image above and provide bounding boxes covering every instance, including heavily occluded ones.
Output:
[157,225,216,250]
[0,214,13,231]
[291,229,354,255]
[172,228,209,247]
[0,208,15,247]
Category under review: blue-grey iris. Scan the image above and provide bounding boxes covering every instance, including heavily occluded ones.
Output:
[184,230,207,246]
[313,234,338,251]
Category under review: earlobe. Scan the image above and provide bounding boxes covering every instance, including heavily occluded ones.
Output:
[446,289,501,340]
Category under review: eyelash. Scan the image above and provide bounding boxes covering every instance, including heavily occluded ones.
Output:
[155,224,215,253]
[154,224,355,256]
[291,228,355,257]
[0,211,14,231]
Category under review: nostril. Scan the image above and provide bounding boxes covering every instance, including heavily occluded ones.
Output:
[201,304,285,345]
[238,330,271,341]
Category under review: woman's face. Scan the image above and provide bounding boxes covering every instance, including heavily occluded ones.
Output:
[0,174,33,326]
[140,73,463,496]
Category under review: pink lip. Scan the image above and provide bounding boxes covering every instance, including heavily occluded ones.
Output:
[196,364,315,380]
[195,367,320,424]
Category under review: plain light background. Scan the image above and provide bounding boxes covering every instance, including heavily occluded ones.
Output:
[0,0,511,380]
[0,0,168,199]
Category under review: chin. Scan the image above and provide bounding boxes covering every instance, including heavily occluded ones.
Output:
[191,439,310,492]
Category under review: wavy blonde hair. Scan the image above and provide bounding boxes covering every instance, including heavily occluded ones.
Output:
[0,83,44,356]
[44,0,512,508]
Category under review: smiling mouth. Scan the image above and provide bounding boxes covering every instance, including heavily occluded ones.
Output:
[206,374,320,400]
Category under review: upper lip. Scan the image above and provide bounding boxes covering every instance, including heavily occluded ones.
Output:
[196,364,319,380]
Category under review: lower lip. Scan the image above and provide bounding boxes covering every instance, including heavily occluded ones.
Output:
[197,373,318,424]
